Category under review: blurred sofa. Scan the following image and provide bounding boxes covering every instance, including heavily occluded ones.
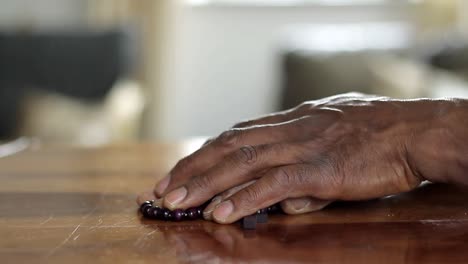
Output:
[280,24,468,109]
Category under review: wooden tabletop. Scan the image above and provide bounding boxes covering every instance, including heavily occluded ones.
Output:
[1,140,467,264]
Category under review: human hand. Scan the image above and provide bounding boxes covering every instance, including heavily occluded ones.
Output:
[140,92,461,224]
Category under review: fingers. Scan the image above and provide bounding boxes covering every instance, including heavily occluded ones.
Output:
[162,143,301,210]
[154,176,171,197]
[156,117,321,199]
[156,110,341,200]
[203,180,256,220]
[153,141,227,197]
[280,197,332,215]
[204,187,330,220]
[210,164,339,224]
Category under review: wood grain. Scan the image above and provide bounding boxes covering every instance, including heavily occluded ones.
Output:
[0,141,467,263]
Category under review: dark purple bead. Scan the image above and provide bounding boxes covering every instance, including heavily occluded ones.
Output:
[158,208,168,220]
[196,207,203,218]
[186,207,199,220]
[163,209,173,221]
[173,209,185,222]
[154,208,165,220]
[140,203,152,214]
[267,204,281,214]
[143,206,153,218]
[149,207,162,219]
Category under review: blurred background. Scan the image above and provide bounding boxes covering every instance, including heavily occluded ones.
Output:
[1,0,468,145]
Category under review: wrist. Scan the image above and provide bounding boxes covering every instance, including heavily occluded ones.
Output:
[408,99,468,185]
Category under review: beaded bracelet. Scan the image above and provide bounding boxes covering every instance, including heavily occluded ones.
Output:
[139,200,282,229]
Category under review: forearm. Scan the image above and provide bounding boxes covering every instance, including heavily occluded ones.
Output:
[409,98,468,186]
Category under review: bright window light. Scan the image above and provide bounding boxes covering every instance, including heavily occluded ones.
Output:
[186,0,412,6]
[282,22,412,52]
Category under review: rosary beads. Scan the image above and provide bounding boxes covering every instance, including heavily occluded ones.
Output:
[140,201,204,221]
[139,200,282,229]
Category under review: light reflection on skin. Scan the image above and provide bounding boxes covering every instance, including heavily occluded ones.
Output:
[156,216,468,264]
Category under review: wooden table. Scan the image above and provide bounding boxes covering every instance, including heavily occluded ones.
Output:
[1,141,467,263]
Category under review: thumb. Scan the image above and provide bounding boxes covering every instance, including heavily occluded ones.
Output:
[280,197,331,215]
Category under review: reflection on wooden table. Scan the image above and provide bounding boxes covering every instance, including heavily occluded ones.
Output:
[0,141,467,263]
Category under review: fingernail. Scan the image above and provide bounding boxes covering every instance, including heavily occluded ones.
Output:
[203,196,223,220]
[155,175,171,195]
[213,200,234,223]
[153,198,164,208]
[165,186,187,209]
[290,199,311,212]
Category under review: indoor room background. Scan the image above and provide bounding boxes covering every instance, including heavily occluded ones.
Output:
[1,0,467,146]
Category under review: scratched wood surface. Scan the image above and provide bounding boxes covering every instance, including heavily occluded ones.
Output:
[0,140,467,264]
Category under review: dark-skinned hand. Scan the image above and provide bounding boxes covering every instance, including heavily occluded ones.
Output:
[138,92,468,224]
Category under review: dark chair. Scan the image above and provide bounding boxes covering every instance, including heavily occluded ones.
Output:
[0,29,135,138]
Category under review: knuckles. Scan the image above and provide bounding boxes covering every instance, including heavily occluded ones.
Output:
[270,167,296,191]
[235,145,258,165]
[217,129,242,148]
[235,168,293,209]
[237,186,263,208]
[189,174,215,193]
[172,155,194,174]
